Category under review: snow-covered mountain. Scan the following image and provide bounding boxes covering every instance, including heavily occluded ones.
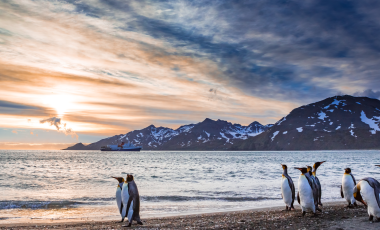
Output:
[65,118,272,150]
[233,95,380,150]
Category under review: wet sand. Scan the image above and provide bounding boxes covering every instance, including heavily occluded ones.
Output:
[1,202,379,229]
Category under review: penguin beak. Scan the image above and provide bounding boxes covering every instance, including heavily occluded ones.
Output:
[314,161,326,170]
[375,165,380,167]
[111,176,124,183]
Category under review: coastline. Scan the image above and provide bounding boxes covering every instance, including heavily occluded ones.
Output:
[1,201,379,229]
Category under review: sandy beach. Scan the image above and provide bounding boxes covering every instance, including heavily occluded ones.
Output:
[0,202,379,229]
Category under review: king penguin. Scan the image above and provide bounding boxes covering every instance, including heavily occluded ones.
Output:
[295,167,316,216]
[307,166,322,212]
[341,168,357,207]
[122,174,143,227]
[111,177,125,222]
[281,164,295,211]
[353,177,380,221]
[312,161,325,206]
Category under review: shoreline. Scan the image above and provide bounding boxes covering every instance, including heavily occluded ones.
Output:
[1,201,379,229]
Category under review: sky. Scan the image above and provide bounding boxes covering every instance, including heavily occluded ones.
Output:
[1,0,380,149]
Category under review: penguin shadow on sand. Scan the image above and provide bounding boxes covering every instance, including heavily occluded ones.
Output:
[112,174,143,227]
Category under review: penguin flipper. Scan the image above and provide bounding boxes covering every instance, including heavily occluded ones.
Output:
[340,185,344,198]
[350,173,356,185]
[119,202,124,215]
[297,191,300,205]
[286,176,296,204]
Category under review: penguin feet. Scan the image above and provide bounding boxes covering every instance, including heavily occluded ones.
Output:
[122,223,132,227]
[302,211,306,217]
[316,207,322,212]
[369,215,374,221]
[353,202,358,207]
[137,221,143,225]
[118,218,125,223]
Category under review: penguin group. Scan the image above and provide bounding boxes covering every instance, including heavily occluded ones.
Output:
[281,161,325,216]
[112,174,143,227]
[281,163,380,221]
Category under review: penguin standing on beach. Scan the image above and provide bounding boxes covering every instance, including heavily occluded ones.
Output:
[312,161,325,206]
[295,167,317,216]
[122,174,143,227]
[306,166,322,212]
[353,177,380,221]
[341,168,357,207]
[281,164,295,211]
[111,177,125,222]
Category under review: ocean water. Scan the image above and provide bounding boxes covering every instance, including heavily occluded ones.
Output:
[1,150,380,223]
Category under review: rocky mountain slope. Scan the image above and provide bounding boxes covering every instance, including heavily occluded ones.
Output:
[64,119,272,150]
[232,95,380,150]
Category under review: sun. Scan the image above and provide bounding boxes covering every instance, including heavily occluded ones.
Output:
[43,94,73,117]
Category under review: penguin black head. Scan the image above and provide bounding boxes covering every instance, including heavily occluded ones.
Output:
[344,168,352,174]
[306,166,313,175]
[111,177,124,183]
[126,174,134,182]
[313,161,326,170]
[294,167,308,174]
[281,164,287,170]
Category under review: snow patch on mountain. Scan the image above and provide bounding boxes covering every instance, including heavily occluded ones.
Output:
[271,131,279,141]
[324,99,345,109]
[360,111,380,134]
[277,117,286,125]
[318,111,328,120]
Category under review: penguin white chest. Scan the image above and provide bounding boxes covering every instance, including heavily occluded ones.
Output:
[361,181,380,218]
[298,175,315,213]
[121,183,130,219]
[342,174,356,204]
[115,187,123,216]
[281,177,292,207]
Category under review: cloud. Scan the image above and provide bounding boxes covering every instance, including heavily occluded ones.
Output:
[12,130,17,134]
[353,89,380,99]
[39,117,78,139]
[40,117,61,130]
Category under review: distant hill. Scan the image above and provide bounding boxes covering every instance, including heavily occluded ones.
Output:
[231,95,380,150]
[63,119,272,150]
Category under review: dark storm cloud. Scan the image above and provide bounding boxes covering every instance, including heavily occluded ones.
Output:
[0,100,51,116]
[92,0,380,103]
[354,89,380,99]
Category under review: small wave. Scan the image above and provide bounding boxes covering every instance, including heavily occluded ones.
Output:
[0,201,85,210]
[141,195,280,202]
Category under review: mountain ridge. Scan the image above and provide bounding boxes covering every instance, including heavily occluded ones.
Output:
[65,95,380,151]
[231,95,380,150]
[64,118,272,150]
